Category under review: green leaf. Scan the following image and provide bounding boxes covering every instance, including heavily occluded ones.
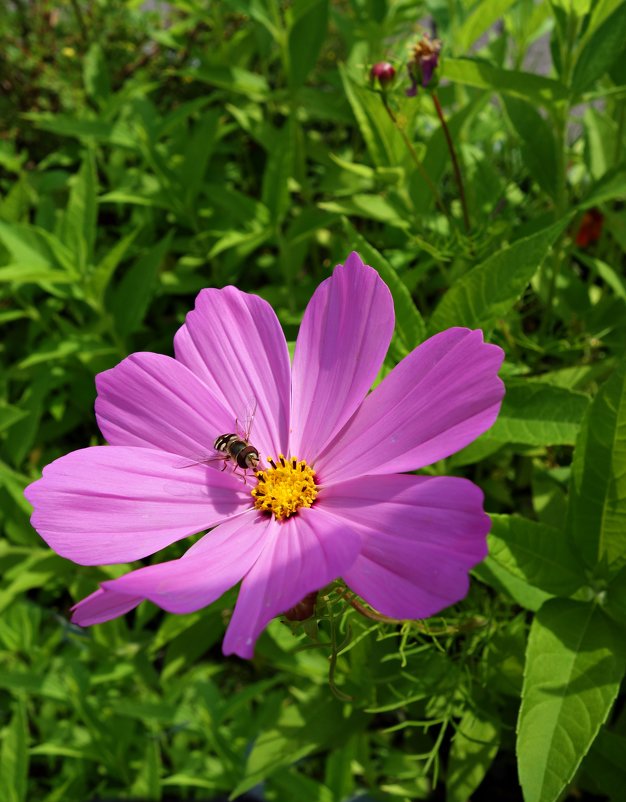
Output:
[23,113,135,147]
[130,732,161,800]
[3,375,51,467]
[342,221,426,353]
[446,709,500,802]
[83,42,111,105]
[324,736,357,800]
[488,380,590,446]
[0,221,74,274]
[428,218,569,332]
[86,229,139,307]
[231,691,366,798]
[487,515,585,597]
[581,163,626,208]
[567,358,626,575]
[262,119,295,226]
[339,65,404,168]
[111,232,172,338]
[0,265,74,284]
[583,729,626,800]
[58,150,98,272]
[0,403,28,434]
[270,768,334,802]
[571,2,626,95]
[577,251,626,301]
[185,65,269,99]
[455,0,518,53]
[517,599,626,802]
[503,97,559,200]
[178,111,220,209]
[288,0,329,88]
[319,194,409,227]
[474,557,551,611]
[441,58,568,105]
[0,701,28,802]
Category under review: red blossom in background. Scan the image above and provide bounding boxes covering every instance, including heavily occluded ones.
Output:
[575,208,604,248]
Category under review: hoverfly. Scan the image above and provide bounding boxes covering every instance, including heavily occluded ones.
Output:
[213,430,259,475]
[177,400,260,483]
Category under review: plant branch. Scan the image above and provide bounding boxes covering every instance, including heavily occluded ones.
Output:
[432,91,470,232]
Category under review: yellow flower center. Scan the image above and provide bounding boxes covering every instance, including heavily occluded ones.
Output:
[252,455,318,521]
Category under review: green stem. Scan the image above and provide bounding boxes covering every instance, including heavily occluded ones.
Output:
[432,91,470,232]
[381,95,450,222]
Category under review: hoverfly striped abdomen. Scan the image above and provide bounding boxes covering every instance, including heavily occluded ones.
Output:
[213,433,260,470]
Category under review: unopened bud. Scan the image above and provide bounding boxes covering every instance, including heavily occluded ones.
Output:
[370,61,396,89]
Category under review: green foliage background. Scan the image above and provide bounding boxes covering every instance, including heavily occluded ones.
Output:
[1,1,626,801]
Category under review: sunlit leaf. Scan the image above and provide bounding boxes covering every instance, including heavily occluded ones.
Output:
[566,358,626,575]
[488,380,589,446]
[517,599,626,802]
[428,218,569,332]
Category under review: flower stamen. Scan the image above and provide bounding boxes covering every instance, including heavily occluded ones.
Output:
[252,454,318,521]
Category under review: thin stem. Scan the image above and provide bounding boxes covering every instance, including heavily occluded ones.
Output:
[341,590,485,636]
[381,95,450,222]
[432,91,470,232]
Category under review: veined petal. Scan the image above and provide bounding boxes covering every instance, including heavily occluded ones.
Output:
[100,510,268,613]
[317,328,504,483]
[322,474,490,619]
[290,253,394,462]
[24,446,250,565]
[222,506,361,659]
[71,588,142,626]
[96,352,233,459]
[174,287,290,458]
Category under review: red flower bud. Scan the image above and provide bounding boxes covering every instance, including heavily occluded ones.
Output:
[370,61,396,88]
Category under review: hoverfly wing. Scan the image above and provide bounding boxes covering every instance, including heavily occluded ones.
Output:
[236,397,258,443]
[173,451,222,469]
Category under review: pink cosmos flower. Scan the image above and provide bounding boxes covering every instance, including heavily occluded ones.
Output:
[24,253,504,659]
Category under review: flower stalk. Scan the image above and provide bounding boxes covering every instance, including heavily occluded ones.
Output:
[431,91,470,232]
[379,93,450,222]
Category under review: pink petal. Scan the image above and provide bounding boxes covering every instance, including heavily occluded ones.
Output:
[322,474,490,619]
[24,446,250,565]
[290,252,394,461]
[222,506,362,658]
[316,328,504,483]
[96,352,233,459]
[99,510,268,613]
[71,588,142,626]
[174,287,290,458]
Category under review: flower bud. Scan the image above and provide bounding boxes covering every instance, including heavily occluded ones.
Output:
[406,35,442,97]
[370,61,396,89]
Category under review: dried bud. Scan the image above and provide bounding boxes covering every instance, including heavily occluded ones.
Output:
[283,591,318,621]
[406,35,442,97]
[370,61,396,89]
